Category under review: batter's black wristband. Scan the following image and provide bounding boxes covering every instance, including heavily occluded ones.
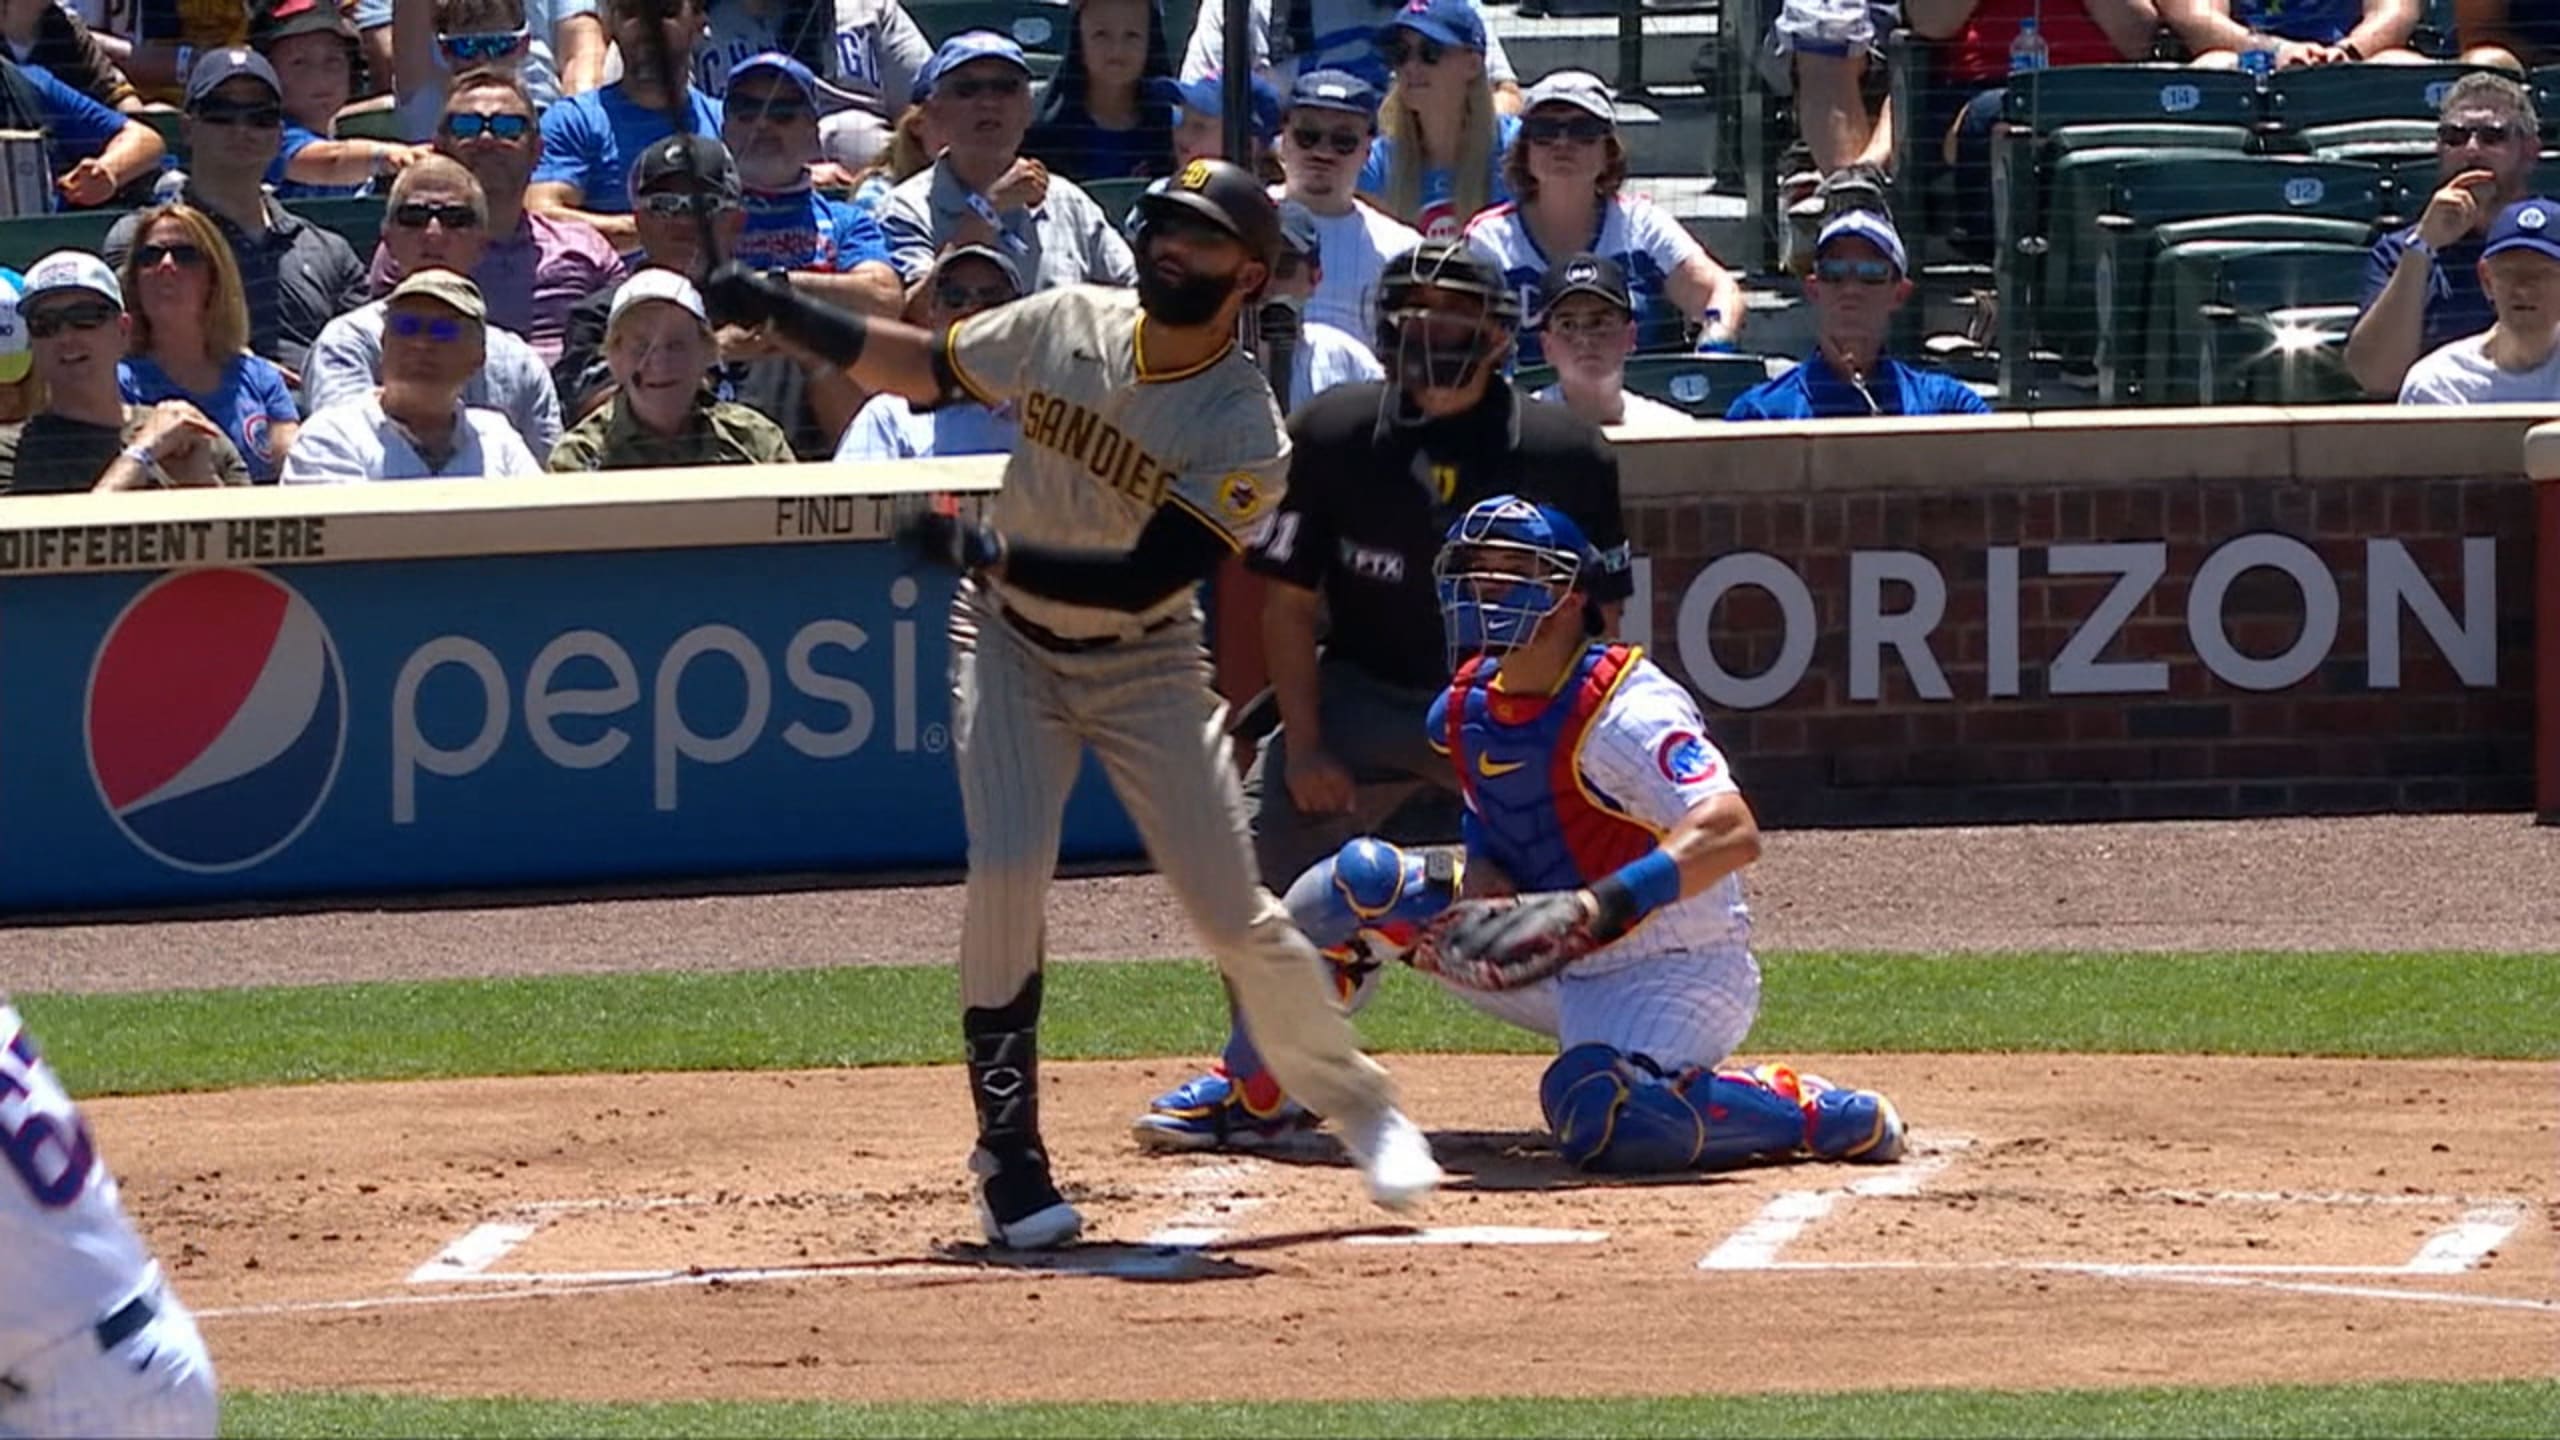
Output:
[764,283,871,370]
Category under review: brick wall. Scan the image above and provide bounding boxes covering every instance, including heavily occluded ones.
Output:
[1624,474,2536,826]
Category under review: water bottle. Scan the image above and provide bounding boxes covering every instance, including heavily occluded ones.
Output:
[2239,32,2278,83]
[2008,17,2049,76]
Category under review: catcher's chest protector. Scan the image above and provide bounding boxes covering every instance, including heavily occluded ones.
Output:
[1443,644,1657,891]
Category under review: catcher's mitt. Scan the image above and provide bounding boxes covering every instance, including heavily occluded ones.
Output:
[1407,891,1603,992]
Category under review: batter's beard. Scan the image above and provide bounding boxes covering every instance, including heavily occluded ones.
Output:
[1137,266,1235,327]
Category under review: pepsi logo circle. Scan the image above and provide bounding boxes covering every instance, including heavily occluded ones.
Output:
[85,569,347,874]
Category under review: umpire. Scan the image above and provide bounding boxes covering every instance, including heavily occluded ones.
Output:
[1245,240,1632,888]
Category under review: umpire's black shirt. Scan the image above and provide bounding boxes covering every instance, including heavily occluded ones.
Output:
[1251,378,1632,693]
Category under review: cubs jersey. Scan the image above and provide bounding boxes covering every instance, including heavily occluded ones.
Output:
[1462,195,1714,362]
[944,284,1288,642]
[0,1005,156,1367]
[1427,644,1750,970]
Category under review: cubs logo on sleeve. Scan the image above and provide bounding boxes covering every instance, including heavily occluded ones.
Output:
[1657,731,1718,786]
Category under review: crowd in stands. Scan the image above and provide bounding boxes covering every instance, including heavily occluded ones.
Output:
[3,0,2559,494]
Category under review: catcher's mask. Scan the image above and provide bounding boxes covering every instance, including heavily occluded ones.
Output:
[1435,494,1593,672]
[1376,241,1519,397]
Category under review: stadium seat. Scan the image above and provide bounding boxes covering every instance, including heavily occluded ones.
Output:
[909,0,1070,78]
[2264,63,2491,149]
[0,210,119,273]
[334,107,407,143]
[2140,246,2369,405]
[2004,136,2252,375]
[2300,119,2437,162]
[1081,175,1150,227]
[2534,64,2560,142]
[284,196,386,263]
[1999,64,2261,132]
[1621,354,1781,417]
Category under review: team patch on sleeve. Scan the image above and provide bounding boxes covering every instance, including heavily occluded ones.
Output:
[1216,469,1271,523]
[1656,731,1720,786]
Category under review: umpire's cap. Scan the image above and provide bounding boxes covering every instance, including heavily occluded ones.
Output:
[1135,158,1283,266]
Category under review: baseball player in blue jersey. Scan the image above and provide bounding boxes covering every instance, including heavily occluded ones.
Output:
[1139,495,1905,1172]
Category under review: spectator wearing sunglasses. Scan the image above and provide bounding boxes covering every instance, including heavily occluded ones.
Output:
[721,52,899,315]
[2348,72,2542,396]
[359,0,602,115]
[1272,71,1416,341]
[1462,70,1744,368]
[0,249,251,494]
[835,242,1023,459]
[0,24,165,210]
[685,0,933,173]
[308,159,564,455]
[1178,0,1522,114]
[530,0,724,253]
[557,136,861,457]
[373,69,627,365]
[2163,0,2425,67]
[115,202,302,482]
[286,269,547,482]
[252,0,425,201]
[1023,0,1178,183]
[103,49,367,383]
[880,32,1137,300]
[1524,252,1689,431]
[1725,212,1989,421]
[1358,0,1517,242]
[389,0,540,143]
[1260,200,1383,411]
[550,268,792,469]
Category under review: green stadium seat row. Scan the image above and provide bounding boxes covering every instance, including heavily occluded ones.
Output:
[2002,62,2500,137]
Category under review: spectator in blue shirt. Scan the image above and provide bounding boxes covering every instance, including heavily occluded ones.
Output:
[721,51,901,317]
[529,0,721,254]
[117,202,303,482]
[0,50,164,210]
[1726,211,1991,421]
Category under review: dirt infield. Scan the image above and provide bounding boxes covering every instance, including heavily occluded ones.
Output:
[108,1054,2556,1403]
[10,814,2559,995]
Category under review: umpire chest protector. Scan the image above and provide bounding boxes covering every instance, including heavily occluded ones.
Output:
[1435,644,1658,893]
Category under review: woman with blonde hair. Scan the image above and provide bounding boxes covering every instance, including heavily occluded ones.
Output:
[850,102,944,212]
[1464,69,1746,367]
[1357,0,1518,241]
[117,204,300,483]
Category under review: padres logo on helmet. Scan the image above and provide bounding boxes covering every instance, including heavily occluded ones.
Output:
[1180,159,1214,191]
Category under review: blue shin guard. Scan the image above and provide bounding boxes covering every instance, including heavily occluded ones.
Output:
[1539,1044,1707,1172]
[1688,1066,1822,1168]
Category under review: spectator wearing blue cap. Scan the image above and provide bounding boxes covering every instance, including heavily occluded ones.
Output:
[837,242,1024,458]
[689,1,935,172]
[1276,68,1421,340]
[723,51,900,316]
[1167,72,1283,175]
[1464,69,1745,366]
[2400,196,2560,403]
[1726,212,1991,420]
[1024,0,1179,182]
[1358,0,1519,241]
[1179,0,1522,114]
[880,30,1137,300]
[1262,199,1385,410]
[529,0,724,253]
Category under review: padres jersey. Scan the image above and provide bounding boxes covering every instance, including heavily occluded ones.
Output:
[0,1005,156,1365]
[944,284,1288,642]
[1428,645,1750,971]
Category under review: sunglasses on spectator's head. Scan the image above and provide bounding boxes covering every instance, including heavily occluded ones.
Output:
[935,282,1014,310]
[1289,123,1363,156]
[1814,257,1898,285]
[135,242,207,269]
[393,201,482,230]
[1524,114,1611,144]
[26,299,117,338]
[388,311,467,343]
[636,190,738,216]
[1383,35,1447,66]
[944,74,1024,100]
[443,111,533,142]
[2438,120,2516,146]
[441,29,530,62]
[193,100,282,128]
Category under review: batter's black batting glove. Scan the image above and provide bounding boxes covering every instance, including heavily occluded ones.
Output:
[899,507,1006,575]
[702,261,872,367]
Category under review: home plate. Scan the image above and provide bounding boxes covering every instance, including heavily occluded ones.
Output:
[1343,1226,1609,1246]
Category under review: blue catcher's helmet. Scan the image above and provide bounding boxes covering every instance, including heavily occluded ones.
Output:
[1435,494,1596,671]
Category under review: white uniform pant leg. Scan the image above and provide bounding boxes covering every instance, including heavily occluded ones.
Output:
[0,1289,217,1440]
[1073,625,1400,1130]
[952,606,1087,1011]
[1432,975,1564,1038]
[1556,948,1764,1072]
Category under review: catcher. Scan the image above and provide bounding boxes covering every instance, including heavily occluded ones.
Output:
[1137,494,1906,1172]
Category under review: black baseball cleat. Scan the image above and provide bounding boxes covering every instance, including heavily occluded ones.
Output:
[969,1144,1084,1249]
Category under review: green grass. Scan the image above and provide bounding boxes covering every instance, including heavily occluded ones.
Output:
[216,1380,2560,1439]
[16,951,2556,1097]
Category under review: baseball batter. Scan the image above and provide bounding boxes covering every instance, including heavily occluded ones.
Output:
[1,1002,218,1439]
[1140,497,1907,1172]
[709,158,1440,1249]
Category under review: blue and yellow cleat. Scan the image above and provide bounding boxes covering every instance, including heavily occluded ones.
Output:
[1131,1068,1321,1153]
